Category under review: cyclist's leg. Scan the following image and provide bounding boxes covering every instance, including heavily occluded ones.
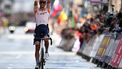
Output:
[44,24,49,53]
[44,38,49,60]
[43,24,50,59]
[35,41,40,65]
[44,36,49,53]
[34,25,42,66]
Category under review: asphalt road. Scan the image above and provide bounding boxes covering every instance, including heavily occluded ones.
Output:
[0,27,100,69]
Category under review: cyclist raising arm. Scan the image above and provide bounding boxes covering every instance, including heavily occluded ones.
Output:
[33,0,51,69]
[34,0,38,15]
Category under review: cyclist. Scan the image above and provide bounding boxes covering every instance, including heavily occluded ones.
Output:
[33,0,51,68]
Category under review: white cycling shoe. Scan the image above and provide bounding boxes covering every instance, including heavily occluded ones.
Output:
[35,65,39,69]
[44,53,49,60]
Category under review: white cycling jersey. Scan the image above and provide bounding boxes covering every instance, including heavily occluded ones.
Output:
[35,10,49,26]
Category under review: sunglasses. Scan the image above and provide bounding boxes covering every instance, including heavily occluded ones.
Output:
[39,1,46,4]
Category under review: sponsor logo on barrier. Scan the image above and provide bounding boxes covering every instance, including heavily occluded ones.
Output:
[96,35,111,60]
[111,36,122,68]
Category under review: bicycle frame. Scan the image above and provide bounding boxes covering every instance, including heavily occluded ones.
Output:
[39,37,52,69]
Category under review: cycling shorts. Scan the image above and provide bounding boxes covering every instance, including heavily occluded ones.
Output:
[33,24,49,45]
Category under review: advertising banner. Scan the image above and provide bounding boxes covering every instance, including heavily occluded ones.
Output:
[111,35,122,68]
[90,34,105,57]
[105,39,120,64]
[95,35,111,60]
[90,0,101,3]
[82,36,96,56]
[103,36,115,63]
[119,59,122,68]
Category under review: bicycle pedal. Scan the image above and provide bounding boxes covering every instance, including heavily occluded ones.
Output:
[44,60,46,65]
[35,66,39,69]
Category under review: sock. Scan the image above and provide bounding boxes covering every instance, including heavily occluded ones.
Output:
[36,59,39,65]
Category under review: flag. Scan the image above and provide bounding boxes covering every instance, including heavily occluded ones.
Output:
[57,10,67,24]
[51,0,62,17]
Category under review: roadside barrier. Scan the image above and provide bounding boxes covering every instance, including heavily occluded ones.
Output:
[110,34,122,69]
[57,28,122,69]
[77,33,122,69]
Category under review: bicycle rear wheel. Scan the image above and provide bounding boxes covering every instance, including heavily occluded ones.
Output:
[40,48,44,69]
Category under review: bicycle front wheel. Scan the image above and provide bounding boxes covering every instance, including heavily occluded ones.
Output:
[40,48,44,69]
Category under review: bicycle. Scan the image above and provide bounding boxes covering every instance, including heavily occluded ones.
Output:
[39,37,52,69]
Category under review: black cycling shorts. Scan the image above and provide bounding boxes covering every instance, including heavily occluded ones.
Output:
[33,24,49,45]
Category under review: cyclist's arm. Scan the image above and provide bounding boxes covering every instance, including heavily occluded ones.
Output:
[34,0,39,15]
[47,0,51,14]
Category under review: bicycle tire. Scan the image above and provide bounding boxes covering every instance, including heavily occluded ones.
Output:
[41,47,44,69]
